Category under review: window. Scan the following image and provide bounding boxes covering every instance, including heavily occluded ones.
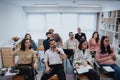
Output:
[78,14,97,40]
[28,14,45,31]
[46,13,61,31]
[27,13,96,42]
[61,13,77,41]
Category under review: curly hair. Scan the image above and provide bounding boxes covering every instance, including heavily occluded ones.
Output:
[20,38,32,51]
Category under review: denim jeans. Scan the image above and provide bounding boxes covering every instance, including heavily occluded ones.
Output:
[100,64,120,80]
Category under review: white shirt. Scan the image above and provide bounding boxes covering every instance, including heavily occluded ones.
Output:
[63,38,79,51]
[44,48,65,65]
[73,49,92,65]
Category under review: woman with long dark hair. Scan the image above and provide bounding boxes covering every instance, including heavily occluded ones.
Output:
[88,31,100,57]
[74,39,100,80]
[12,38,38,80]
[95,36,120,80]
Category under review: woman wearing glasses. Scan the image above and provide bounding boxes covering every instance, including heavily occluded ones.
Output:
[95,36,120,80]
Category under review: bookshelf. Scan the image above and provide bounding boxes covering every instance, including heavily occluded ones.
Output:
[99,10,120,55]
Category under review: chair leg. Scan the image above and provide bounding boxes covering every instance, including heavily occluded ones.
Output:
[66,59,67,72]
[74,75,79,80]
[77,78,80,80]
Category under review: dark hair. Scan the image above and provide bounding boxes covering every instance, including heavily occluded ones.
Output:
[46,32,51,35]
[92,31,100,43]
[49,38,55,44]
[54,33,62,42]
[69,32,73,36]
[78,39,87,50]
[20,38,32,51]
[24,33,32,40]
[48,29,54,33]
[100,36,112,54]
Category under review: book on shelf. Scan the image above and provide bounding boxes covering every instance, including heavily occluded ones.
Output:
[117,10,120,17]
[109,11,112,17]
[117,18,120,25]
[118,25,120,32]
[101,13,104,17]
[115,33,118,39]
[112,11,116,17]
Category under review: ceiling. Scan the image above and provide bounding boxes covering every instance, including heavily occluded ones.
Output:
[1,0,120,12]
[2,0,120,7]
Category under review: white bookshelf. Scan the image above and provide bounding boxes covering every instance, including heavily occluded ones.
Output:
[99,10,120,55]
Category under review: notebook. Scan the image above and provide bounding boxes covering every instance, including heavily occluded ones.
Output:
[76,65,92,74]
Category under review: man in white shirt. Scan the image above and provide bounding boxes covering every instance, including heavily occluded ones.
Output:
[41,39,67,80]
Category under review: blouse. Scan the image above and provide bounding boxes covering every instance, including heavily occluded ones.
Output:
[88,38,100,51]
[73,49,92,66]
[95,47,116,65]
[13,49,38,64]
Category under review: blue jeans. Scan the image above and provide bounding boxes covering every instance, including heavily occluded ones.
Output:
[100,64,120,80]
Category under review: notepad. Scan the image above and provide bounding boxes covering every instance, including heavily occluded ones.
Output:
[76,65,92,74]
[103,66,115,72]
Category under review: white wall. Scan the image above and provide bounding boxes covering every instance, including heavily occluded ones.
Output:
[0,1,27,46]
[0,1,28,67]
[101,2,120,11]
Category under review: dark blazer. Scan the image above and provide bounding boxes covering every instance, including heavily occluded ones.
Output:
[75,33,87,42]
[43,38,50,52]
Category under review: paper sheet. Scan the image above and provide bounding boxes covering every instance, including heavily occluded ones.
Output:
[103,66,115,72]
[76,65,92,74]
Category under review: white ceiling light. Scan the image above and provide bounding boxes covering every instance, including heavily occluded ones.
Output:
[78,4,100,8]
[34,4,58,7]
